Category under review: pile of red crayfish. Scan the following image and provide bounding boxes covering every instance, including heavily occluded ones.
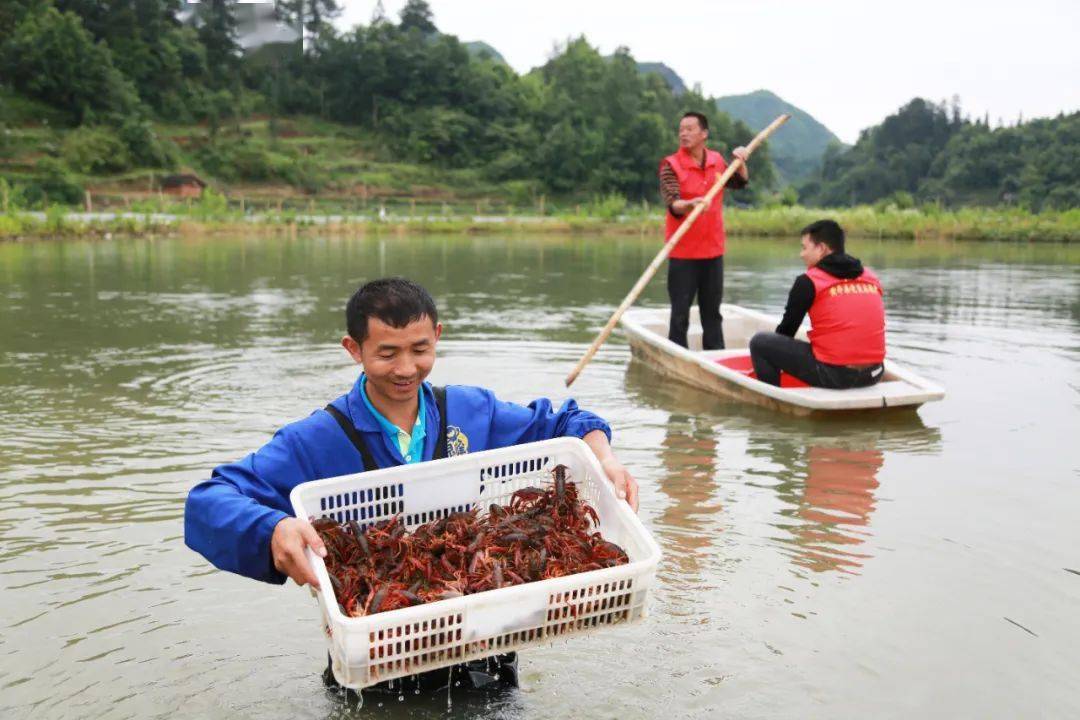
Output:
[312,465,629,617]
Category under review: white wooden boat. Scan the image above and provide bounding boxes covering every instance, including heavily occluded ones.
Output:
[620,305,944,415]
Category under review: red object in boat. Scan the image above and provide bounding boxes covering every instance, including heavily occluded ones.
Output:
[714,354,810,388]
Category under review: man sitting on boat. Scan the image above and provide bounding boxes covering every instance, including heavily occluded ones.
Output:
[748,220,886,389]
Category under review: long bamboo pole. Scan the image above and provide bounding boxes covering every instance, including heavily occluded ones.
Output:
[565,114,790,387]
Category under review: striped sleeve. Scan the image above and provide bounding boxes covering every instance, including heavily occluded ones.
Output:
[659,161,683,213]
[660,158,749,217]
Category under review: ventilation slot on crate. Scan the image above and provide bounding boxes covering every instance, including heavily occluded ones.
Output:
[404,504,471,529]
[319,483,405,524]
[367,613,465,681]
[479,455,551,498]
[545,579,635,637]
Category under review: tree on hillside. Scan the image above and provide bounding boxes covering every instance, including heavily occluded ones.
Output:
[53,0,208,116]
[801,97,1077,210]
[369,1,389,24]
[529,38,774,199]
[0,6,139,124]
[399,0,437,34]
[0,0,37,45]
[803,98,962,206]
[275,0,339,50]
[926,112,1080,210]
[197,0,240,87]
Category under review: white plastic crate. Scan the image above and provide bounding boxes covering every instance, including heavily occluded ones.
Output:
[290,436,661,690]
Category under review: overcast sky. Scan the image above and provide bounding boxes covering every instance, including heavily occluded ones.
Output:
[332,0,1080,143]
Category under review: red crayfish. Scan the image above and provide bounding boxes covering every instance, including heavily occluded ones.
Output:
[312,464,629,617]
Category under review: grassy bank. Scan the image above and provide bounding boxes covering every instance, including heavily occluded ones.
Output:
[725,205,1080,243]
[2,202,1078,242]
[0,208,177,239]
[3,113,1077,242]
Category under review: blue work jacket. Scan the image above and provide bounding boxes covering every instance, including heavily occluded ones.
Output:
[183,376,611,584]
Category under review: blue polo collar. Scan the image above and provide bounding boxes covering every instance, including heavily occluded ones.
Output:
[358,375,426,464]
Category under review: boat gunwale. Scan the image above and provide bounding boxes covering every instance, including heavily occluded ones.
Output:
[619,305,945,411]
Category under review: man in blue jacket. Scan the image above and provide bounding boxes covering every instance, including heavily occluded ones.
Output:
[184,277,639,692]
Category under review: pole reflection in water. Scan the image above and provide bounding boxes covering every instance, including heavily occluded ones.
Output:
[656,413,720,576]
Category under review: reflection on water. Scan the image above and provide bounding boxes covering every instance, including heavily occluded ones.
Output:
[656,414,719,576]
[625,361,944,578]
[769,442,883,575]
[0,234,1078,719]
[766,415,941,577]
[792,445,883,574]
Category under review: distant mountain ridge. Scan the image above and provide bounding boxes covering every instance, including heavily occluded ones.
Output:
[469,43,838,186]
[464,41,508,66]
[636,62,687,95]
[715,89,841,184]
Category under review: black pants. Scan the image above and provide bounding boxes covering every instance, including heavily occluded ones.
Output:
[323,652,519,697]
[748,332,884,389]
[667,256,724,350]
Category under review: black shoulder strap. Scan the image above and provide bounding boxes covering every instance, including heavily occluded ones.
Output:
[433,385,449,460]
[324,404,376,472]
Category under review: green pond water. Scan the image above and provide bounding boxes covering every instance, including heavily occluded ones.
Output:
[1,233,1078,719]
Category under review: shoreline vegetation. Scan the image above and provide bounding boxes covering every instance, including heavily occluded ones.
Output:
[2,202,1077,243]
[3,3,1077,249]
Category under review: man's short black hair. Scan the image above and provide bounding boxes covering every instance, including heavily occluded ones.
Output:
[801,219,846,254]
[346,277,438,343]
[681,111,709,132]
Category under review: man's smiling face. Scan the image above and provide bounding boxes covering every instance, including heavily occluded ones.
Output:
[354,315,441,404]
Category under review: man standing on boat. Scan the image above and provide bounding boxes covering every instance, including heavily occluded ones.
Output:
[748,220,886,389]
[659,111,750,350]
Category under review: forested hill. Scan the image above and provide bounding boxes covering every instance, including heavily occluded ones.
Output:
[0,0,1073,213]
[716,89,842,184]
[800,98,1079,210]
[0,0,775,206]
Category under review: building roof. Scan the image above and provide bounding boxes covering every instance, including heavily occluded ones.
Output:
[178,2,301,52]
[161,174,207,188]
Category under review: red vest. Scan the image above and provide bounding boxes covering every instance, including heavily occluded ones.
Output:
[662,147,727,259]
[806,266,886,366]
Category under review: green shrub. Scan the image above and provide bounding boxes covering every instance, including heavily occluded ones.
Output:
[484,149,531,181]
[44,204,69,233]
[502,180,541,206]
[21,157,84,206]
[586,193,627,220]
[189,187,228,218]
[61,126,130,173]
[118,116,179,169]
[197,139,278,182]
[279,157,327,194]
[0,177,15,211]
[0,212,37,236]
